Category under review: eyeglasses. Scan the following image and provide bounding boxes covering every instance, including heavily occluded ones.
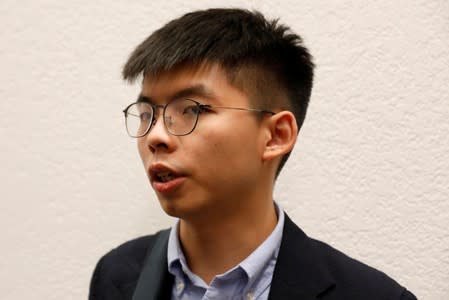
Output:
[123,98,275,137]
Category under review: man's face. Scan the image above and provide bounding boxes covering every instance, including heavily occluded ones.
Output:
[137,64,270,221]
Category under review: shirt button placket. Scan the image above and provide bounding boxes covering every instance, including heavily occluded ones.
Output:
[245,291,254,300]
[176,281,184,293]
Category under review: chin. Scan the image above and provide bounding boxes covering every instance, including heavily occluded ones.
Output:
[158,197,210,221]
[157,197,191,219]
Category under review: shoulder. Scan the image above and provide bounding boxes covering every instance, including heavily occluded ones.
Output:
[101,230,169,266]
[310,238,416,299]
[89,229,170,300]
[279,215,417,299]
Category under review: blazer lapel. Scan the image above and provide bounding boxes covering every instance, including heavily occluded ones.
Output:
[132,229,174,300]
[268,215,336,299]
[131,215,335,300]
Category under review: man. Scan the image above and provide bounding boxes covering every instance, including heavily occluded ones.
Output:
[89,8,416,300]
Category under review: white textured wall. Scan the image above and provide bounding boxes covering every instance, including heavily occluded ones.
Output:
[1,0,448,299]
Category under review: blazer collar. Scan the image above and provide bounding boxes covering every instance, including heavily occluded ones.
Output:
[268,214,336,299]
[132,214,335,300]
[132,229,173,300]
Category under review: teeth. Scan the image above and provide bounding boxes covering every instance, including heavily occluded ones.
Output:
[158,171,175,182]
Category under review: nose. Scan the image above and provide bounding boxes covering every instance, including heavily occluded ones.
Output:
[144,109,176,154]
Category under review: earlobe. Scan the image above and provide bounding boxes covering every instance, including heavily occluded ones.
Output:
[262,111,298,161]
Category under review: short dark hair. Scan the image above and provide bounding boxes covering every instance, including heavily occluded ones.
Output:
[123,8,314,177]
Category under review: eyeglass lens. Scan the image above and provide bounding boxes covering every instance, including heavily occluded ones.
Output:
[125,99,201,137]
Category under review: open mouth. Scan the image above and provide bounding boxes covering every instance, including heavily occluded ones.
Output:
[150,164,182,183]
[155,171,177,183]
[149,164,186,193]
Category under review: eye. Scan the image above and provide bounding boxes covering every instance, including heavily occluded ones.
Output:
[182,105,201,115]
[140,112,152,121]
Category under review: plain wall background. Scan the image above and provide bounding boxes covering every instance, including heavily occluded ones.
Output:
[1,0,448,299]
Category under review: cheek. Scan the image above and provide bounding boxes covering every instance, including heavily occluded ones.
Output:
[201,128,260,172]
[187,116,263,178]
[137,139,147,162]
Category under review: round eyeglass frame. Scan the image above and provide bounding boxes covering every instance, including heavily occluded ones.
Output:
[122,98,276,138]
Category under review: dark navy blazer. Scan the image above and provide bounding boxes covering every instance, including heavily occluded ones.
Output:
[89,215,417,300]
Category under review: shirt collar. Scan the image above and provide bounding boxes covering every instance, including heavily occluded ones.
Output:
[239,203,284,287]
[167,202,284,287]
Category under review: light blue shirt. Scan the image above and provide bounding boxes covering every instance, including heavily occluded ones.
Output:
[167,203,285,300]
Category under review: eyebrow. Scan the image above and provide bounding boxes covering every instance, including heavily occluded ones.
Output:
[137,84,217,104]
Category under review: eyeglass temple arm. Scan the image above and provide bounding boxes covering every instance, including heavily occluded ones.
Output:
[201,105,275,115]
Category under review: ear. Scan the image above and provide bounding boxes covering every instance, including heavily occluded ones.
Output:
[262,111,298,161]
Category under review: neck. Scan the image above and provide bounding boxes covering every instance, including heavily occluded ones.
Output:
[178,197,278,284]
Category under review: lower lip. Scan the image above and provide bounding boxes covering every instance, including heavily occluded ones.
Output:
[152,176,186,193]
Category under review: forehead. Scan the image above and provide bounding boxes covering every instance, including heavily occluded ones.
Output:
[140,63,250,106]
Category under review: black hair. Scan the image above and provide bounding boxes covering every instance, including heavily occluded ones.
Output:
[123,8,314,177]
